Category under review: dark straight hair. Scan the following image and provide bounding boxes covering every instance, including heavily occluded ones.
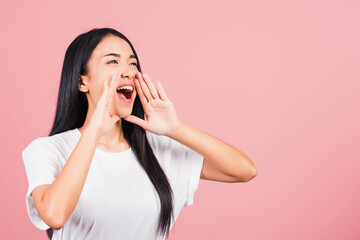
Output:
[46,27,174,239]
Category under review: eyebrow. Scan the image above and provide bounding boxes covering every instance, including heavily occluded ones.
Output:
[102,52,137,60]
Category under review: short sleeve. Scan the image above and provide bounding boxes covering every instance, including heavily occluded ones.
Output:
[180,144,204,207]
[146,133,205,208]
[22,138,61,230]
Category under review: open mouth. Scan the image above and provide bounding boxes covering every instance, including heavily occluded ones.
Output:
[116,86,134,100]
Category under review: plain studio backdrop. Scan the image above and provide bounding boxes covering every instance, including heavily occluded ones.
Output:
[0,0,359,239]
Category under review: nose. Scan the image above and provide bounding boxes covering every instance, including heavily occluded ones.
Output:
[121,69,136,80]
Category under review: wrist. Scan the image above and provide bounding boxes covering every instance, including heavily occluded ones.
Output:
[166,120,184,139]
[83,125,102,141]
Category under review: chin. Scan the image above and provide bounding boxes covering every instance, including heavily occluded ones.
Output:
[115,109,133,119]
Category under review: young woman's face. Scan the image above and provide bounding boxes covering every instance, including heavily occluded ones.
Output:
[79,34,139,118]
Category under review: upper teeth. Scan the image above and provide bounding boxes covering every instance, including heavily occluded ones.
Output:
[117,85,133,91]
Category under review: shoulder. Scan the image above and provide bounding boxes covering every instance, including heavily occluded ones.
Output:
[146,132,182,152]
[22,128,78,156]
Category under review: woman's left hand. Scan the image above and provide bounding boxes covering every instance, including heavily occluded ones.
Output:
[123,72,181,136]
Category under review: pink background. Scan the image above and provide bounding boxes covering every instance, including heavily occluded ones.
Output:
[1,0,359,239]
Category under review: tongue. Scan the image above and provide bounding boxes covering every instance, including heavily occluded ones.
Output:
[124,91,132,99]
[119,92,126,99]
[118,90,131,99]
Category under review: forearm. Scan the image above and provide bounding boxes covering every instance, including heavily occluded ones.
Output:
[43,127,101,227]
[167,120,257,180]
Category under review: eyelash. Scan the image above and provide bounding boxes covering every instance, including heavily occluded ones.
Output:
[107,59,138,66]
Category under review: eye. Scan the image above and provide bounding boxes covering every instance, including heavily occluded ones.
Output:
[107,60,137,67]
[107,60,118,64]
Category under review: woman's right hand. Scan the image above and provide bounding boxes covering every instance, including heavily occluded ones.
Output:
[88,73,121,137]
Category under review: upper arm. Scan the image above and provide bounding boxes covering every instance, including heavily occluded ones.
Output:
[200,158,243,183]
[23,138,64,230]
[32,184,63,230]
[31,184,50,213]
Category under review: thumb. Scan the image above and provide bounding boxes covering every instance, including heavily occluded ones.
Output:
[111,115,120,123]
[124,115,147,129]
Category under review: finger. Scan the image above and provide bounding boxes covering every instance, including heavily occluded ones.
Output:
[142,73,160,99]
[156,81,169,101]
[110,73,119,96]
[135,77,149,105]
[105,73,118,107]
[111,114,120,123]
[100,76,110,103]
[104,75,113,107]
[124,114,147,129]
[103,76,110,95]
[137,72,153,101]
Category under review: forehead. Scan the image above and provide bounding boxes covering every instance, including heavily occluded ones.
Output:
[91,35,134,59]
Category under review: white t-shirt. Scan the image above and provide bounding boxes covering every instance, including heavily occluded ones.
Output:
[22,128,204,240]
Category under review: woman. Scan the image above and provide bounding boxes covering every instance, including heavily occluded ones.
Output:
[22,27,257,240]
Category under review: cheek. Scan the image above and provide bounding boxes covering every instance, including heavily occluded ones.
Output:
[88,69,119,104]
[87,80,105,105]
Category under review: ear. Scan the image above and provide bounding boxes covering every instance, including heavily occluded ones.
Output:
[79,75,89,93]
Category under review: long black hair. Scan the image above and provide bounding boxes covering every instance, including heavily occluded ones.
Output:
[46,27,174,239]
